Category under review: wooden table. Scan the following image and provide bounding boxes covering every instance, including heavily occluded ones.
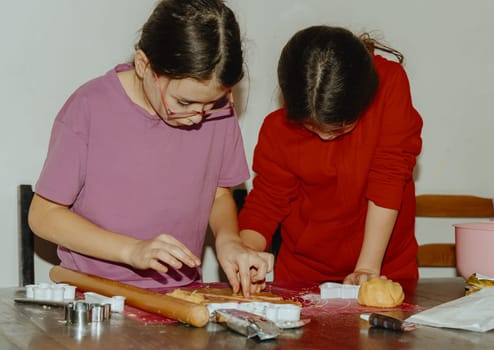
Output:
[0,278,492,349]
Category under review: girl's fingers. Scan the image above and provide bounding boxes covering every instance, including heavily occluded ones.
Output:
[222,264,241,294]
[156,235,201,267]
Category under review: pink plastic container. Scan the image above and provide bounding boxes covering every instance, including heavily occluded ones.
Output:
[454,222,494,279]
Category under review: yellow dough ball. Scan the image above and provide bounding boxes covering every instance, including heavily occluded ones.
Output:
[357,277,404,307]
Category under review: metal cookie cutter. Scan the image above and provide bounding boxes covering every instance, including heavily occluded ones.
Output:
[65,301,111,325]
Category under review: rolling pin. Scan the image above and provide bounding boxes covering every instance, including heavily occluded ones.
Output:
[49,266,210,327]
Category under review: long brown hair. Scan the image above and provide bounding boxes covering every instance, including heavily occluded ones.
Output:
[136,0,244,88]
[278,26,379,125]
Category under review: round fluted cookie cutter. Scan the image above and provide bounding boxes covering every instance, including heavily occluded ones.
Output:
[65,301,89,325]
[89,303,112,322]
[65,301,111,325]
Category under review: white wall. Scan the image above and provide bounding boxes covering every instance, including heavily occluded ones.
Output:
[2,0,493,287]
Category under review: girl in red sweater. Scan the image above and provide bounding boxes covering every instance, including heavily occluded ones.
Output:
[239,26,422,286]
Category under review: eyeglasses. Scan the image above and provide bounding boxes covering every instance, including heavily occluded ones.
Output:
[153,72,234,120]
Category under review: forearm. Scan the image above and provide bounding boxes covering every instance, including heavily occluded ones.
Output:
[209,187,241,245]
[28,194,137,264]
[355,200,398,273]
[240,229,267,252]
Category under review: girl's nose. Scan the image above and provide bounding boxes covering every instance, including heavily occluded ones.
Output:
[188,114,204,125]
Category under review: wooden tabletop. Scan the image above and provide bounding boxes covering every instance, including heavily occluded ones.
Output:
[0,278,492,349]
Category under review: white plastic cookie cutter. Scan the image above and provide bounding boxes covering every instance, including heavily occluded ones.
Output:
[25,282,77,301]
[207,301,301,322]
[84,292,126,313]
[319,282,360,299]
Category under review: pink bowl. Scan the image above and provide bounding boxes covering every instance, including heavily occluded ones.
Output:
[454,222,494,279]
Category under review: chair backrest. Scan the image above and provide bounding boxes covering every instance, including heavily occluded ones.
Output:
[18,184,35,286]
[416,194,494,267]
[232,188,282,259]
[17,184,60,286]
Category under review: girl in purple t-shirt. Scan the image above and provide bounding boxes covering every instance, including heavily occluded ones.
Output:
[29,0,273,295]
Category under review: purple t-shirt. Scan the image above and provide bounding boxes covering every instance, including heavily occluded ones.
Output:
[36,64,249,288]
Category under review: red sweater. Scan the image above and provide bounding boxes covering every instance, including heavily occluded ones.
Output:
[239,55,423,282]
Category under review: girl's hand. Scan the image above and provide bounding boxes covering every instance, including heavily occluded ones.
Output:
[343,268,384,285]
[216,238,274,297]
[125,234,201,273]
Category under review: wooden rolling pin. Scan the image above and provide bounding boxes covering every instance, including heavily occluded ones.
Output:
[49,266,210,327]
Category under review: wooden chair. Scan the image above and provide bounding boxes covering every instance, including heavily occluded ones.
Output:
[17,184,60,286]
[416,194,494,267]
